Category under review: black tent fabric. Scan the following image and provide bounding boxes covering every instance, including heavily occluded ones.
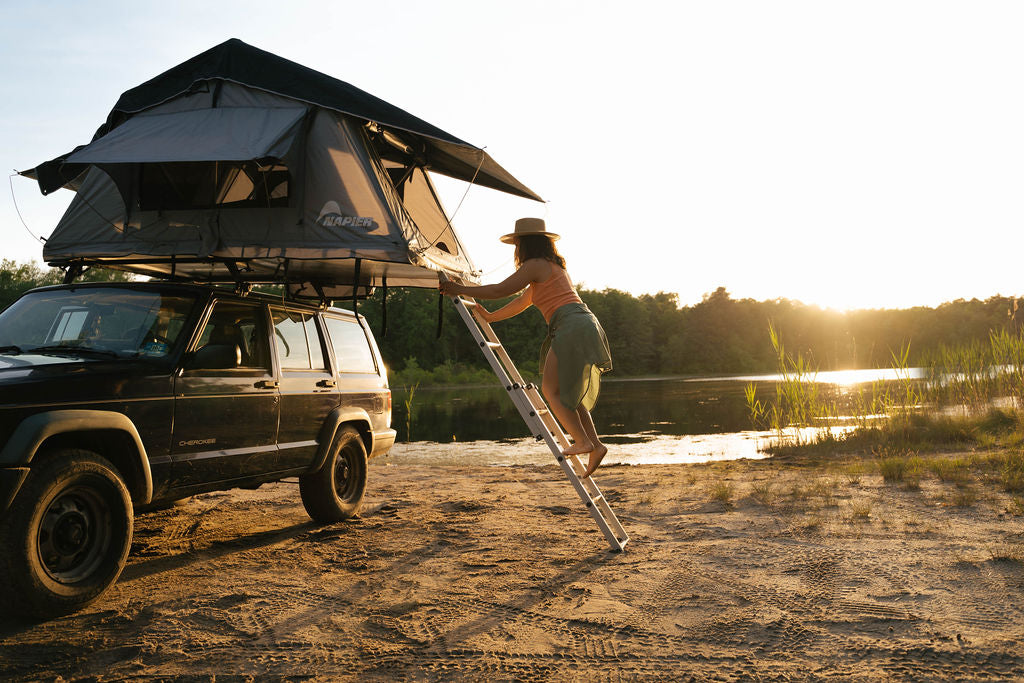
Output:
[28,39,541,202]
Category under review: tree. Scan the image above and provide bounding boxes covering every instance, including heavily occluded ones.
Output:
[0,260,135,312]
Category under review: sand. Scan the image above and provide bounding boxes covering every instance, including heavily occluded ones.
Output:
[1,451,1023,681]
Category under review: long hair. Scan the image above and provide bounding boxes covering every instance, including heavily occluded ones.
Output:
[514,234,566,269]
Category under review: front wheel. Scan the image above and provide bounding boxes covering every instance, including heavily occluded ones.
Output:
[299,426,367,523]
[0,450,133,619]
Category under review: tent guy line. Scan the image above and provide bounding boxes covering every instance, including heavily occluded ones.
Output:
[414,146,487,259]
[8,172,47,246]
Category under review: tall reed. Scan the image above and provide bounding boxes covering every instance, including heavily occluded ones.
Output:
[403,382,419,442]
[745,324,840,445]
[749,322,1024,451]
[920,329,1024,413]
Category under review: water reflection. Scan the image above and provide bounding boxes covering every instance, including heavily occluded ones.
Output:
[389,368,911,465]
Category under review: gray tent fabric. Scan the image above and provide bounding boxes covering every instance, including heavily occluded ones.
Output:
[28,38,541,202]
[66,107,306,164]
[26,46,542,295]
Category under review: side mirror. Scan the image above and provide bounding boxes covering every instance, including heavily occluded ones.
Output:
[187,344,241,370]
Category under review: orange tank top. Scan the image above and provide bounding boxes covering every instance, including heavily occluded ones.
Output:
[530,263,583,323]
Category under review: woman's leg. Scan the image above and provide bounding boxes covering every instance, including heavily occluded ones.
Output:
[542,349,592,455]
[577,405,608,478]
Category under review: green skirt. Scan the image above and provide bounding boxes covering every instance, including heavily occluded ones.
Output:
[540,303,613,413]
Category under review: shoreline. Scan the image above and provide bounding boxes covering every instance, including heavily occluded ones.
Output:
[2,454,1022,680]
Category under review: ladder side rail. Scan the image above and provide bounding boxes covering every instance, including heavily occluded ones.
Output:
[555,451,629,548]
[459,295,628,546]
[450,293,629,551]
[458,297,569,448]
[501,375,628,546]
[511,365,627,542]
[458,296,533,388]
[451,298,554,441]
[456,297,529,387]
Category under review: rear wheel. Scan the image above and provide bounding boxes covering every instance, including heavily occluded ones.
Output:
[0,450,133,619]
[299,426,367,523]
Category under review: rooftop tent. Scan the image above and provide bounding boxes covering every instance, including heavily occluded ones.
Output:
[22,38,542,297]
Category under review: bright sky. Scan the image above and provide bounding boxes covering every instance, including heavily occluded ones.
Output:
[2,1,1023,310]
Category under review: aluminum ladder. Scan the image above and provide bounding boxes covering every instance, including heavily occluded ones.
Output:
[448,292,629,552]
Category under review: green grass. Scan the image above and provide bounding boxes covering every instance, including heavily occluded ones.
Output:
[636,488,657,505]
[1009,497,1024,516]
[950,487,977,507]
[987,544,1024,563]
[999,451,1024,493]
[750,481,776,505]
[710,481,735,505]
[848,501,872,521]
[928,457,970,485]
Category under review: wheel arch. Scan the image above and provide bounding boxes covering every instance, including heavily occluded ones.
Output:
[309,407,372,474]
[0,410,153,510]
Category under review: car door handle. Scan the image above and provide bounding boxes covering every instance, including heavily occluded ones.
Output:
[255,379,279,389]
[316,378,337,388]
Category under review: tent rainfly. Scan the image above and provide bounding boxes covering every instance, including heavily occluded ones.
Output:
[21,38,542,298]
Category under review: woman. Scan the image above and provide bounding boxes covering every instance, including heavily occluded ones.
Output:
[439,218,613,478]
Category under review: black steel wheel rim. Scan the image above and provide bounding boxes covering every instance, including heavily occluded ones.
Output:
[37,483,112,584]
[334,446,358,501]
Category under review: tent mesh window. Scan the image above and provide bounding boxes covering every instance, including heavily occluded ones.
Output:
[138,160,289,211]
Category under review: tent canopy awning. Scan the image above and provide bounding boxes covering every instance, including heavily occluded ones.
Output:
[65,107,307,164]
[26,38,541,202]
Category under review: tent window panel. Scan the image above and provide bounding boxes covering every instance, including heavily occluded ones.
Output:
[217,167,254,204]
[401,168,459,256]
[138,160,289,210]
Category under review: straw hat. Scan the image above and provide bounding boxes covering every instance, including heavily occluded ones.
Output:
[500,217,560,244]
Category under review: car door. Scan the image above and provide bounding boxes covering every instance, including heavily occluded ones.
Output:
[170,299,279,487]
[323,313,387,433]
[271,307,339,470]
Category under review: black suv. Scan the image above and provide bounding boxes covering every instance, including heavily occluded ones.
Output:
[0,282,395,618]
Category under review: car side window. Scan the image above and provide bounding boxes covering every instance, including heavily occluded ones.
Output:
[195,301,270,370]
[272,308,326,370]
[324,316,377,374]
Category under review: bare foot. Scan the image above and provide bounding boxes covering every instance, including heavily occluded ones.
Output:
[562,442,593,456]
[581,444,608,478]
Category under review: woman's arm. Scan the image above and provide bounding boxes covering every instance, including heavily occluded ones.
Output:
[439,259,549,300]
[478,289,533,323]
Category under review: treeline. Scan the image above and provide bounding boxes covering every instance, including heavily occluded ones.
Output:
[1,260,1017,377]
[0,259,133,310]
[349,285,1020,379]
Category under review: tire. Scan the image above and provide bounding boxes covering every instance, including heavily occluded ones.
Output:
[299,426,367,524]
[0,449,133,620]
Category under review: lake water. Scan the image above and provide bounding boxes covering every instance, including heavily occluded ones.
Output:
[383,368,921,468]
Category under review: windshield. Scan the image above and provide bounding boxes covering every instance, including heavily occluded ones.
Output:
[0,288,197,360]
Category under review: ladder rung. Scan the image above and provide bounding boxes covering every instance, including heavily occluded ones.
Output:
[460,298,477,307]
[481,341,502,349]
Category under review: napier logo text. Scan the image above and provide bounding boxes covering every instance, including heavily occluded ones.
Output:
[317,201,373,229]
